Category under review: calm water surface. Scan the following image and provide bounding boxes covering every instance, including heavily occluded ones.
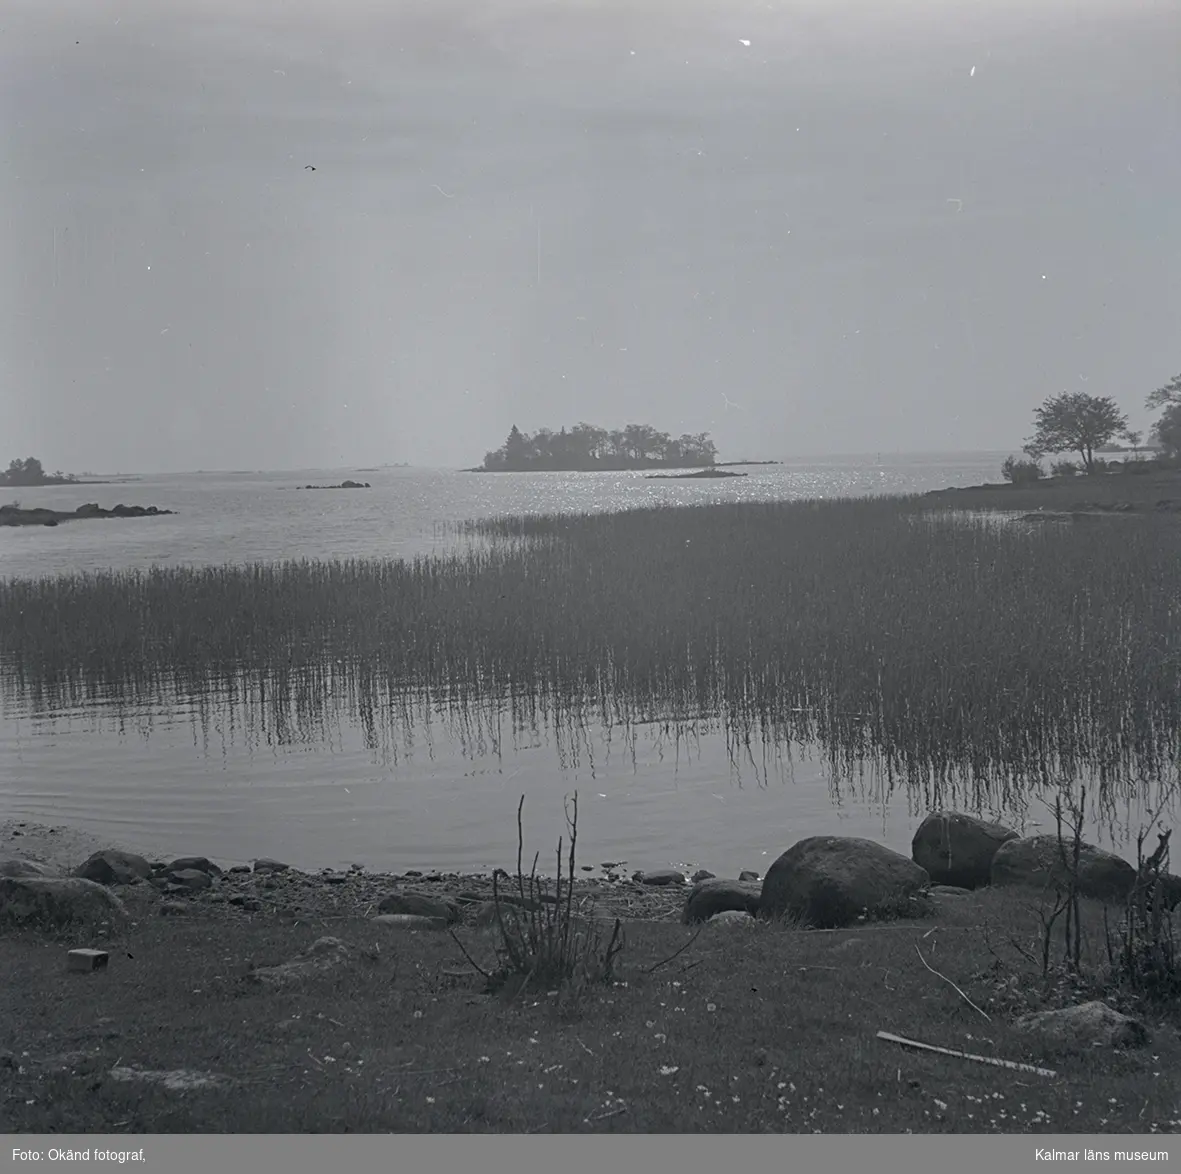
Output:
[2,453,1145,873]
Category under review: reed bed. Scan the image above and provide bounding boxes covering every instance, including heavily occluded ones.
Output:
[1,496,1179,815]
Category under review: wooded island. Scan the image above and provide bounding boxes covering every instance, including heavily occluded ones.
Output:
[476,423,719,472]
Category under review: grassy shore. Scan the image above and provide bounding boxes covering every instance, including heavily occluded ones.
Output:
[922,465,1181,514]
[2,877,1178,1134]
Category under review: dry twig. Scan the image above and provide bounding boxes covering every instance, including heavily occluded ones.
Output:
[914,943,992,1022]
[643,927,704,974]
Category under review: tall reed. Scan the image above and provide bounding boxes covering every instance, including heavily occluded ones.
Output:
[1,497,1178,814]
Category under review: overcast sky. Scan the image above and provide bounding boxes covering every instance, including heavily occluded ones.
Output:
[2,0,1177,472]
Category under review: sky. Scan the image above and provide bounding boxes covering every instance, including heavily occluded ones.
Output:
[2,0,1178,473]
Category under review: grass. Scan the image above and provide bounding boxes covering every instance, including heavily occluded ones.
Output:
[924,465,1181,514]
[1,884,1178,1133]
[2,495,1179,819]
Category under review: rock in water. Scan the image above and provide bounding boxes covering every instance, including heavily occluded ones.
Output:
[760,836,929,928]
[911,812,1019,888]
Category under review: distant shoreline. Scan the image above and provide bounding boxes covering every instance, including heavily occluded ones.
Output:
[0,478,126,488]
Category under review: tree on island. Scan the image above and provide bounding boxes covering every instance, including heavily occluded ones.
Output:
[1021,393,1131,475]
[0,457,80,486]
[481,422,718,471]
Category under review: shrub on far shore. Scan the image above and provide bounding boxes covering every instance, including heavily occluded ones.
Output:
[1001,455,1044,484]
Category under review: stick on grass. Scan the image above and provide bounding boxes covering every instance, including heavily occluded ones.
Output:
[876,1031,1056,1077]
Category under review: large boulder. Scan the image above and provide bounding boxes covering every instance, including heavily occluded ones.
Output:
[73,849,152,886]
[0,876,130,928]
[1015,1001,1150,1050]
[911,812,1019,888]
[990,836,1136,902]
[682,879,762,924]
[760,837,929,928]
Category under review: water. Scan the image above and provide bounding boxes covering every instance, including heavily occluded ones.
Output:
[0,452,1152,874]
[0,453,1005,580]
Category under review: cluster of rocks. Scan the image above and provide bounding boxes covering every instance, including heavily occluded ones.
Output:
[1,813,1176,940]
[0,849,640,932]
[647,812,1180,930]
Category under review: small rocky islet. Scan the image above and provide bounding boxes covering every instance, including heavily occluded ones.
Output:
[644,468,748,480]
[1,812,1175,934]
[0,502,175,527]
